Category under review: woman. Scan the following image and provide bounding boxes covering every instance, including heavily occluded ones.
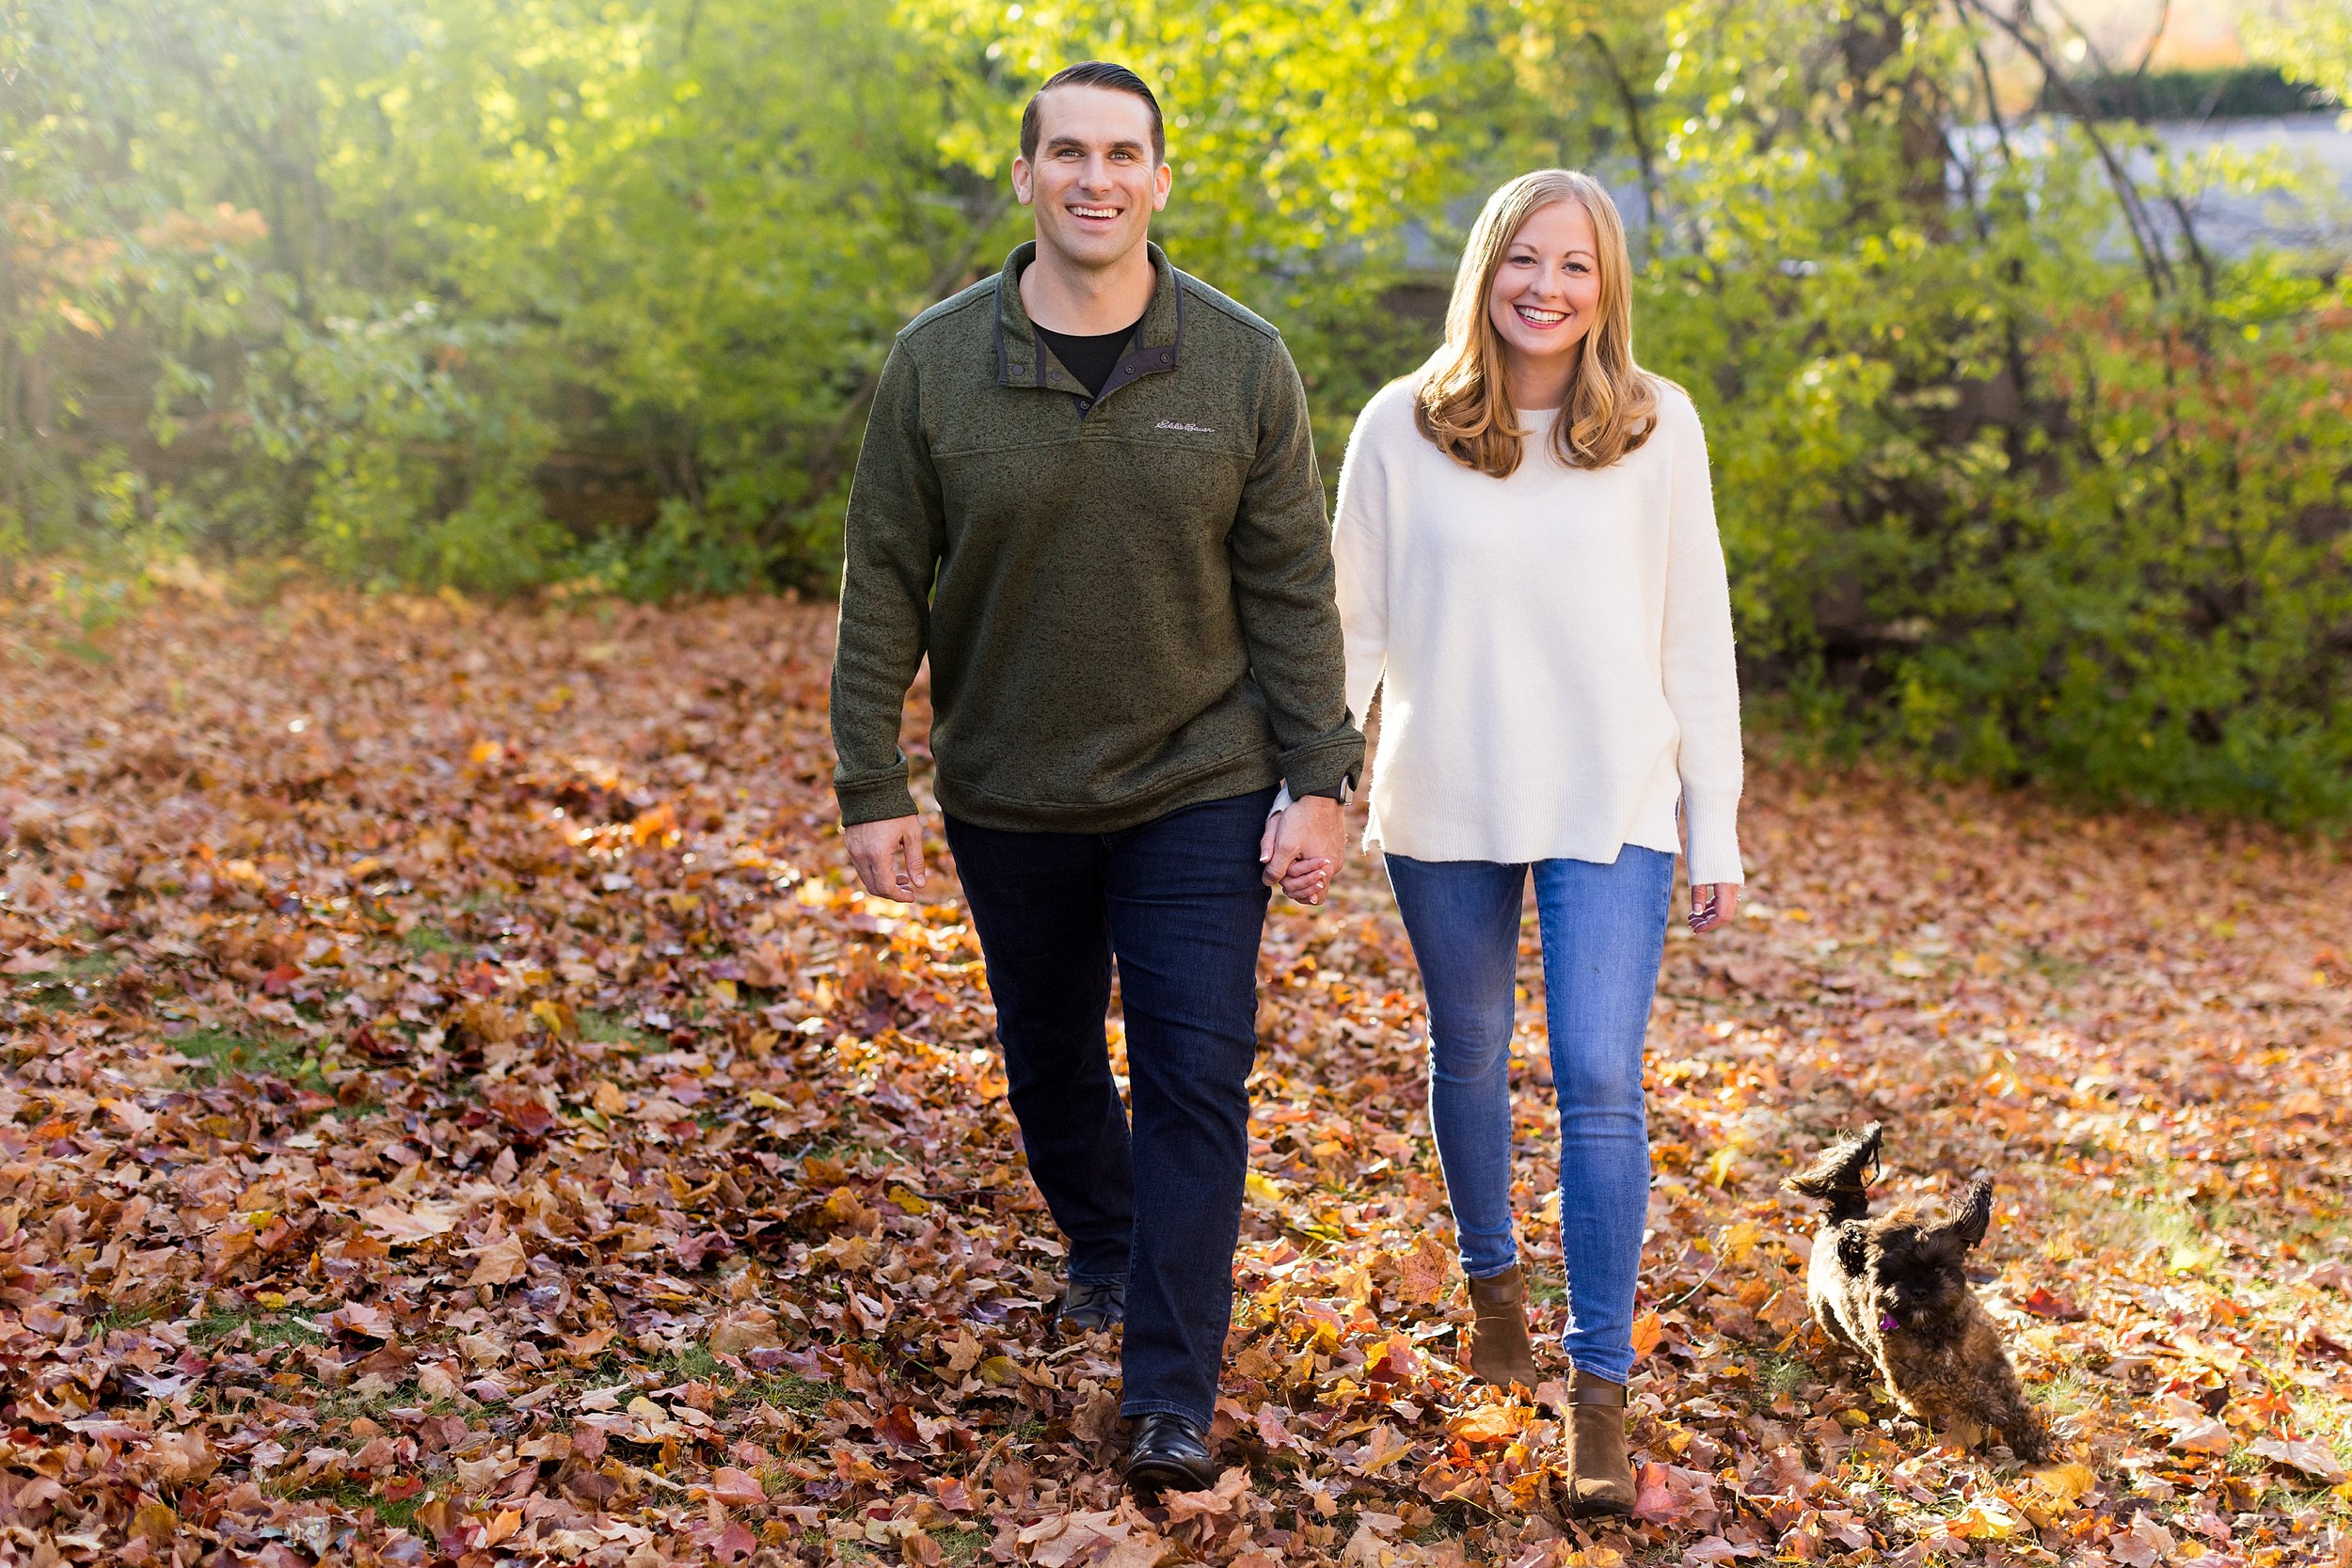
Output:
[1330,169,1742,1517]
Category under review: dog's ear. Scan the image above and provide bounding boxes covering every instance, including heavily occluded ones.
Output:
[1943,1175,1994,1249]
[1836,1221,1870,1276]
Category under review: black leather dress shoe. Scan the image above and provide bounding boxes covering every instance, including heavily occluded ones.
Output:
[1057,1276,1126,1332]
[1123,1411,1218,1499]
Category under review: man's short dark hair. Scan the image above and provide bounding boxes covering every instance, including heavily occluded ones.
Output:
[1019,61,1165,166]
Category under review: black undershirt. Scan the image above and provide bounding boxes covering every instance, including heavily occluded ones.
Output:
[1034,318,1140,399]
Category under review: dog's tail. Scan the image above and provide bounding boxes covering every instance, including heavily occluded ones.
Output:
[1783,1122,1883,1224]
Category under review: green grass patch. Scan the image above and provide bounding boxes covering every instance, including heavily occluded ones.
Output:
[742,1373,840,1415]
[2030,1370,2100,1418]
[580,1009,653,1052]
[1750,1349,1817,1400]
[175,1027,330,1090]
[95,1303,163,1334]
[648,1342,721,1385]
[270,1476,426,1531]
[191,1307,326,1349]
[15,952,120,1009]
[935,1526,989,1563]
[402,924,461,955]
[2042,1180,2229,1276]
[315,1381,423,1423]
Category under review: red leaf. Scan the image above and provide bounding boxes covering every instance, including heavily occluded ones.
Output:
[2018,1287,2084,1322]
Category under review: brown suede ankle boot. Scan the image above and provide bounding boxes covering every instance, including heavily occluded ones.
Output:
[1465,1264,1538,1389]
[1565,1367,1635,1517]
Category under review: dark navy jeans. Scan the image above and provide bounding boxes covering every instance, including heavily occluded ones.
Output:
[945,787,1276,1425]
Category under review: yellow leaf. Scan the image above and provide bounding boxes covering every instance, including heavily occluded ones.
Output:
[529,999,574,1037]
[978,1355,1020,1386]
[886,1183,930,1215]
[1722,1221,1762,1262]
[591,1080,628,1116]
[1629,1309,1664,1359]
[1702,1147,1740,1187]
[1447,1403,1527,1445]
[2029,1462,2097,1508]
[745,1088,786,1110]
[1245,1171,1285,1207]
[132,1500,178,1544]
[1947,1497,2025,1539]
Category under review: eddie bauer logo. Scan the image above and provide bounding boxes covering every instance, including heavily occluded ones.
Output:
[1155,420,1216,434]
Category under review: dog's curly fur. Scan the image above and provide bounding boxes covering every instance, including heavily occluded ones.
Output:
[1784,1124,2048,1461]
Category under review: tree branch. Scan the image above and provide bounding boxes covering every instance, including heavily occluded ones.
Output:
[1581,28,1663,261]
[1951,0,2175,298]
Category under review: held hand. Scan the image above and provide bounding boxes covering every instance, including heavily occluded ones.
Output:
[846,815,930,902]
[1689,882,1740,933]
[1259,794,1344,906]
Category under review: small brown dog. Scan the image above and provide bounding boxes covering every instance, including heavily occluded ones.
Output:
[1784,1124,2049,1461]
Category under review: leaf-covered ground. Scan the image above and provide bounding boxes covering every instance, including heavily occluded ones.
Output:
[2,588,2349,1568]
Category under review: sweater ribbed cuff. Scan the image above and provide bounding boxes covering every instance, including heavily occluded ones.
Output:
[1683,786,1745,887]
[836,772,921,828]
[1277,736,1362,802]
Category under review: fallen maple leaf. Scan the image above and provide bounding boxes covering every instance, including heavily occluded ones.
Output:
[466,1231,531,1288]
[1396,1231,1451,1305]
[2027,1462,2098,1508]
[1446,1403,1526,1445]
[2249,1436,2346,1483]
[2017,1286,2086,1321]
[2168,1417,2233,1456]
[1347,1423,1414,1476]
[1945,1497,2026,1540]
[706,1466,766,1507]
[361,1200,461,1246]
[2108,1513,2174,1568]
[1160,1465,1250,1521]
[1631,1461,1682,1523]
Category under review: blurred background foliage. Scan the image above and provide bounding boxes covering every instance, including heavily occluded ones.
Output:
[2,0,2347,820]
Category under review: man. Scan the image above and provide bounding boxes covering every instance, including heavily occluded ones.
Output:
[829,60,1360,1497]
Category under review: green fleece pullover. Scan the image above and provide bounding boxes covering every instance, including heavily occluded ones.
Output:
[831,242,1364,832]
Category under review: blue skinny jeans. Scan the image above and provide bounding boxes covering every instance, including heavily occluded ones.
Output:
[1385,848,1675,1386]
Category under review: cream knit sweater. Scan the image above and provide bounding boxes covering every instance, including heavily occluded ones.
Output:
[1330,373,1745,885]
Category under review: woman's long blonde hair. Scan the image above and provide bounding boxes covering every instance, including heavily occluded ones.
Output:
[1415,168,1660,478]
